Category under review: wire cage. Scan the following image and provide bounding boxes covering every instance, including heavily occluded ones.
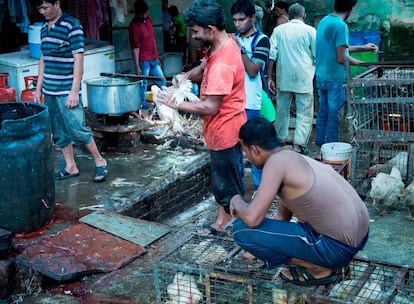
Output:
[313,257,414,304]
[350,140,414,190]
[154,234,414,304]
[345,63,414,187]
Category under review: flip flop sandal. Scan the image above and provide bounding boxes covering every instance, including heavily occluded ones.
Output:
[55,168,80,180]
[279,265,337,286]
[93,165,108,183]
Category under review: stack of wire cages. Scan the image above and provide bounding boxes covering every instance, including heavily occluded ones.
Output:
[345,62,414,191]
[154,233,314,304]
[154,234,414,303]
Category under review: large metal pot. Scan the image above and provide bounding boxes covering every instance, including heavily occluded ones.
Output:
[85,77,142,114]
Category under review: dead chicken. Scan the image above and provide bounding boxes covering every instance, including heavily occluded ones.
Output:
[369,166,404,215]
[150,75,199,139]
[400,180,414,221]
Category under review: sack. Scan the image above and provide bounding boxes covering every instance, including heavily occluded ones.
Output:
[260,90,276,123]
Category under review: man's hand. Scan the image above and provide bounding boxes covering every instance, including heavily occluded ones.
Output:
[364,43,378,52]
[268,78,276,95]
[66,91,80,108]
[157,88,177,109]
[230,194,244,218]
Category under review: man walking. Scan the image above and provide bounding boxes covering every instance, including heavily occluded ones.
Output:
[268,3,316,154]
[34,0,108,183]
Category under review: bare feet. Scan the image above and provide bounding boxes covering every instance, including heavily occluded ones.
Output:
[240,251,257,260]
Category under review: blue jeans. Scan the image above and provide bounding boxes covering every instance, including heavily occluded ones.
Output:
[139,59,167,109]
[246,109,262,189]
[315,79,345,147]
[45,95,93,148]
[232,218,368,270]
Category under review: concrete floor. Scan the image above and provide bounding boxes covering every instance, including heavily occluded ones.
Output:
[4,123,414,303]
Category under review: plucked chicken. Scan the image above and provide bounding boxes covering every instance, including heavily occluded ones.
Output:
[150,75,199,138]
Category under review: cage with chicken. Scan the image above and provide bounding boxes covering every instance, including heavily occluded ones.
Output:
[345,63,414,190]
[154,234,414,304]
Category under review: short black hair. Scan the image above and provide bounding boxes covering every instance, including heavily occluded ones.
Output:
[134,0,148,16]
[239,117,281,150]
[183,0,226,30]
[35,0,58,6]
[168,5,179,17]
[231,0,256,17]
[334,0,358,12]
[275,1,289,12]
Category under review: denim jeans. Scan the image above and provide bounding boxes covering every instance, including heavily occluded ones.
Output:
[232,218,368,270]
[246,109,262,189]
[315,79,345,147]
[45,95,93,148]
[139,59,167,108]
[275,91,314,146]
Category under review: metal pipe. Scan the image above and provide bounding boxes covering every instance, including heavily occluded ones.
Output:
[100,72,166,81]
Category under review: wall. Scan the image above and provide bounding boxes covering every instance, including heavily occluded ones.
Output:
[216,0,414,61]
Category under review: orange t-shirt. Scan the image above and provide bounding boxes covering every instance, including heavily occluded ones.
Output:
[200,38,246,150]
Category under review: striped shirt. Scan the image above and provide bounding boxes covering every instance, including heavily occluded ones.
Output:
[40,13,84,95]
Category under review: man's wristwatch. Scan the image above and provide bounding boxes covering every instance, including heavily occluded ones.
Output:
[240,46,247,55]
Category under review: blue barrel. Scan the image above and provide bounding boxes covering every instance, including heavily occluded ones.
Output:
[0,103,55,234]
[349,30,380,77]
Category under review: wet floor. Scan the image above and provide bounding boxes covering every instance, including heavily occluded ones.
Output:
[6,120,414,303]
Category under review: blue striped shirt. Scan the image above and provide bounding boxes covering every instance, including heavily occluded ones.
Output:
[40,13,84,95]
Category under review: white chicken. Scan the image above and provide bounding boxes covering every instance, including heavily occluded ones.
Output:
[150,75,199,139]
[166,272,202,304]
[400,180,414,221]
[369,166,404,215]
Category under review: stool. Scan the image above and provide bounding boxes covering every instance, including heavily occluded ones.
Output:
[324,159,350,180]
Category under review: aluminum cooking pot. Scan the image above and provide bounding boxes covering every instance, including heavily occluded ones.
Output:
[85,77,142,114]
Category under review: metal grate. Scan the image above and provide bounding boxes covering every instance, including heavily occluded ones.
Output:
[347,65,414,142]
[154,234,414,303]
[346,63,414,188]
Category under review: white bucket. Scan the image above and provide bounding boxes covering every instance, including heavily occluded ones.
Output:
[28,23,44,59]
[161,52,183,77]
[321,142,352,161]
[321,142,352,178]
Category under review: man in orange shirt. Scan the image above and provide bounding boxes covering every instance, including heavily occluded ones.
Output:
[159,0,246,235]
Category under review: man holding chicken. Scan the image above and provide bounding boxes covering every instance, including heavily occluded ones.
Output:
[159,0,246,235]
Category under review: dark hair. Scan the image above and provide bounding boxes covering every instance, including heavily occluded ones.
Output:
[168,5,179,17]
[230,0,256,17]
[134,0,149,17]
[275,1,289,12]
[239,117,280,150]
[35,0,58,5]
[334,0,358,12]
[183,0,226,30]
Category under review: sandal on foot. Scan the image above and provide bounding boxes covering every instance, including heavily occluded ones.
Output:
[93,165,108,183]
[199,225,226,236]
[55,168,79,180]
[279,266,337,286]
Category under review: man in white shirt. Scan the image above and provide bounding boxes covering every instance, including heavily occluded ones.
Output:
[268,3,316,154]
[232,0,270,189]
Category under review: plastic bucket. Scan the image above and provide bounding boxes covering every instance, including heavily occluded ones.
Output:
[161,52,183,77]
[322,142,352,178]
[28,22,44,59]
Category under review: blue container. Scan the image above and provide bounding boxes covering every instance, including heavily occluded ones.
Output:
[349,30,380,47]
[349,30,380,77]
[28,22,44,59]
